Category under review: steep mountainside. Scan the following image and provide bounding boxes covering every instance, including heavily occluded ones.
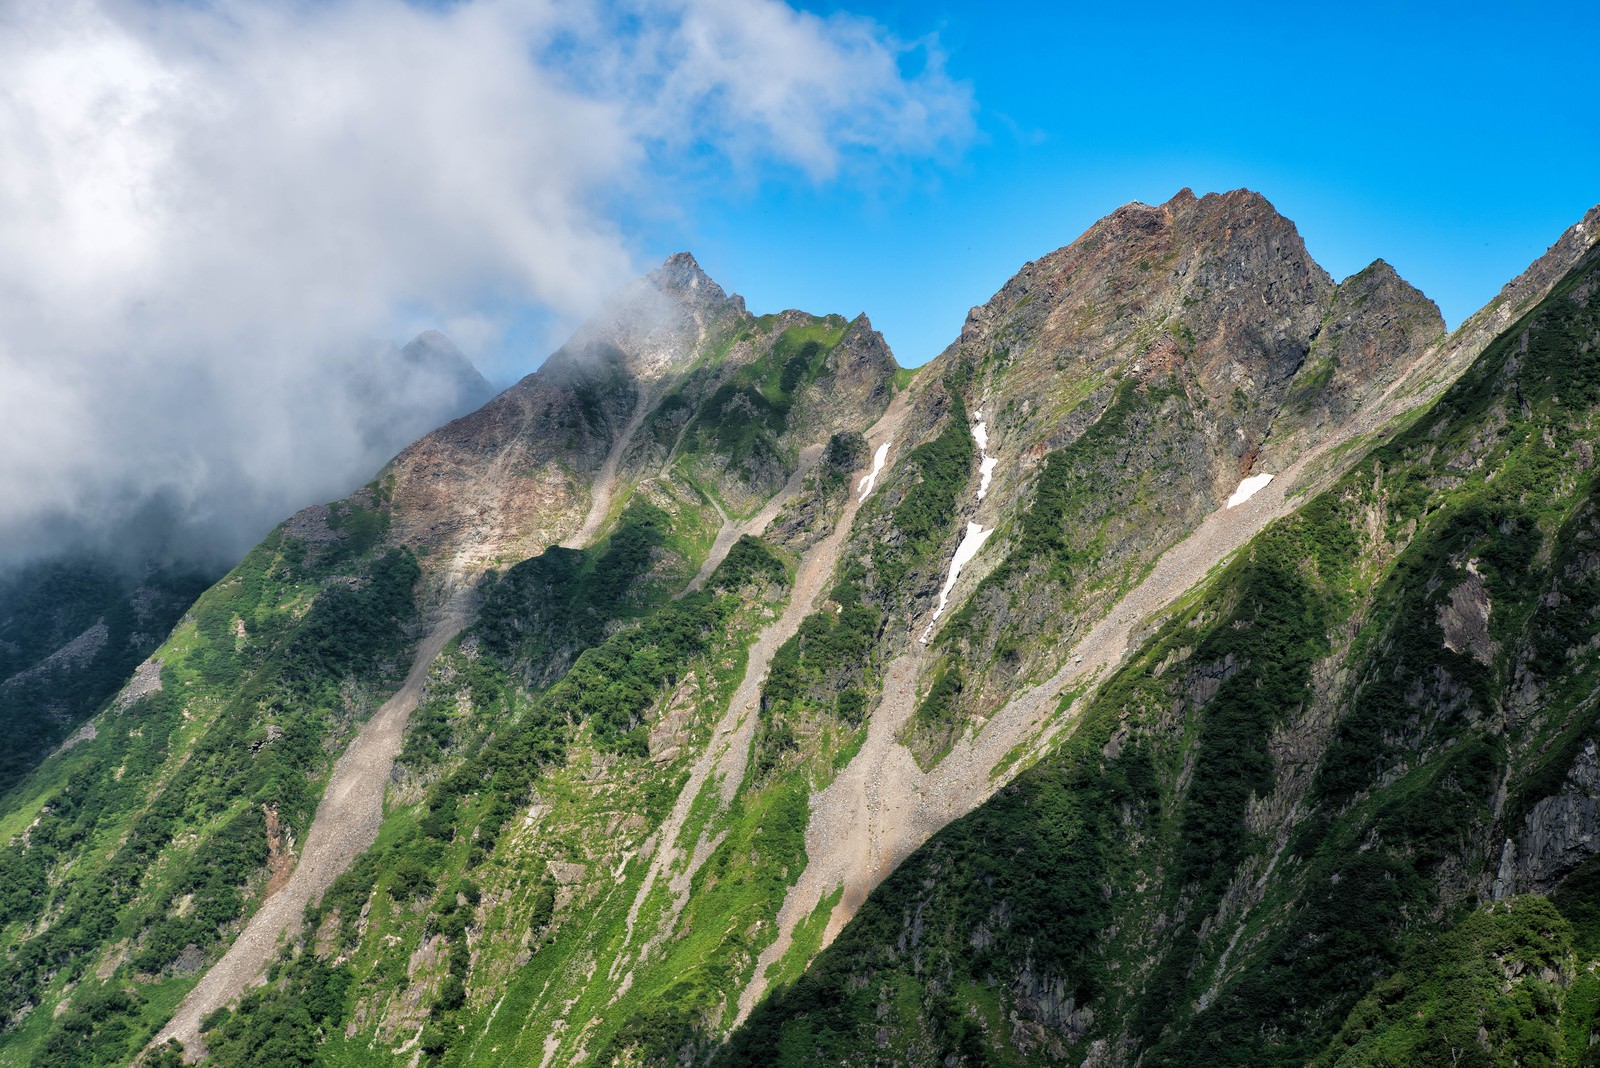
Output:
[0,191,1595,1068]
[730,226,1600,1065]
[858,189,1444,742]
[0,250,897,1065]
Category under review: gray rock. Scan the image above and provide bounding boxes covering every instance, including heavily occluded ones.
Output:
[1508,739,1600,893]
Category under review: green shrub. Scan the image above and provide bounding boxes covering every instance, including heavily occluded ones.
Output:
[872,394,974,590]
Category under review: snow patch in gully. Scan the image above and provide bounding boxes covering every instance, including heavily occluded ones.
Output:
[921,522,992,643]
[857,440,891,502]
[1227,472,1273,507]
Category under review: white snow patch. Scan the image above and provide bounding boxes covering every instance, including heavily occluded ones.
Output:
[1226,472,1274,508]
[921,523,993,643]
[857,441,891,502]
[977,456,998,500]
[972,410,998,500]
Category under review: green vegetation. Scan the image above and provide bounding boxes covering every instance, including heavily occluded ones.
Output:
[903,657,965,769]
[724,685,1150,1065]
[517,535,782,758]
[1316,898,1583,1068]
[997,378,1180,588]
[201,951,354,1067]
[0,501,421,1064]
[871,393,974,591]
[665,318,848,496]
[921,372,1205,748]
[0,289,875,1066]
[927,374,1200,740]
[550,585,747,755]
[476,498,674,684]
[756,566,880,779]
[818,430,869,497]
[10,231,1600,1068]
[733,489,1361,1064]
[207,534,792,1067]
[1285,355,1339,415]
[595,779,811,1066]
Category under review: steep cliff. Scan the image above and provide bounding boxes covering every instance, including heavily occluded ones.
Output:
[847,191,1444,746]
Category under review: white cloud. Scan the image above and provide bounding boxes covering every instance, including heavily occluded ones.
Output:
[622,0,970,177]
[0,0,972,565]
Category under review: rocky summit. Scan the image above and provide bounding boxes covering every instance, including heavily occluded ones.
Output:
[4,190,1600,1068]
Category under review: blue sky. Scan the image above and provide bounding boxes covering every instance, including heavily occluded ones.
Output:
[664,1,1600,366]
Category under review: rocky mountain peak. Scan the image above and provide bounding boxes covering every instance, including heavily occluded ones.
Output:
[1250,253,1444,468]
[1176,187,1330,284]
[649,251,725,302]
[402,328,462,356]
[398,330,495,401]
[645,251,750,323]
[940,186,1343,476]
[1337,256,1437,309]
[16,189,1600,1068]
[550,252,743,383]
[1097,197,1171,240]
[1353,256,1398,279]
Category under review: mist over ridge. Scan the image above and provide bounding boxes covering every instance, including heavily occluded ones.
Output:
[0,0,969,568]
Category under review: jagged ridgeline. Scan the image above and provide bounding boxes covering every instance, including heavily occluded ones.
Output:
[2,194,1597,1068]
[727,240,1600,1063]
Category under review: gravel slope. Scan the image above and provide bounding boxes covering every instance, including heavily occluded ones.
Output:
[153,591,471,1057]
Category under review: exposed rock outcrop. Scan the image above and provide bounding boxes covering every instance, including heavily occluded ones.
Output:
[1498,739,1600,896]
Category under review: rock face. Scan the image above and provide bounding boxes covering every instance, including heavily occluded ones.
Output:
[856,189,1445,732]
[1263,257,1447,465]
[381,254,737,577]
[382,251,894,582]
[1502,740,1600,894]
[937,189,1442,486]
[399,330,495,400]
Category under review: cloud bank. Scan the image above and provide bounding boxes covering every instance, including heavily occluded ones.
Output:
[0,0,971,566]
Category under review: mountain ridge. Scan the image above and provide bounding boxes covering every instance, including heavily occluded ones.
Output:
[2,189,1598,1067]
[728,222,1600,1068]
